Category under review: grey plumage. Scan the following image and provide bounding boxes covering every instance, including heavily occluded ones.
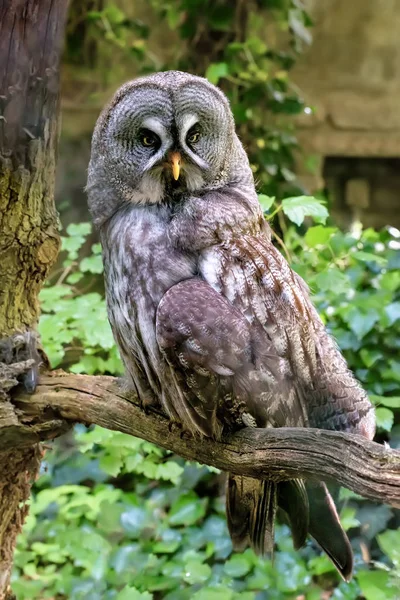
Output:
[87,70,375,580]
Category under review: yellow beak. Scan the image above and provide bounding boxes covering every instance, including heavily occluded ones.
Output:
[170,152,181,180]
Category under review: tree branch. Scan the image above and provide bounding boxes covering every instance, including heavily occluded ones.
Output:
[7,371,400,509]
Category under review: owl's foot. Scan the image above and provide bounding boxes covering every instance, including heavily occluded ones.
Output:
[179,429,192,441]
[0,331,45,398]
[168,420,182,434]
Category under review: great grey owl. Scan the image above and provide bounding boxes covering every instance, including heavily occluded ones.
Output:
[87,71,375,580]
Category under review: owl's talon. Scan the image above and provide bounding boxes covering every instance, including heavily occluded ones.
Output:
[0,331,42,397]
[168,420,182,433]
[179,429,192,440]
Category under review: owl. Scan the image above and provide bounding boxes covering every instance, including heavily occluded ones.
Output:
[87,71,375,580]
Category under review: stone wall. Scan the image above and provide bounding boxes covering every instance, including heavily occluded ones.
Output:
[292,0,400,228]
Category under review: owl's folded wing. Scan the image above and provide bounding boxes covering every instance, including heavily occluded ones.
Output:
[155,277,282,438]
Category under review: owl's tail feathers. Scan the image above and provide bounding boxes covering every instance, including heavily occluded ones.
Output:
[277,479,309,549]
[226,475,353,582]
[226,475,278,555]
[307,481,353,582]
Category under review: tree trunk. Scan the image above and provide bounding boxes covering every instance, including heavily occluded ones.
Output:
[0,1,68,596]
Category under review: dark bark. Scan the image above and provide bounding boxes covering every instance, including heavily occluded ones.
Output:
[0,1,68,596]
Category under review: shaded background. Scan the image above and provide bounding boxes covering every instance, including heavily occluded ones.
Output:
[58,0,400,230]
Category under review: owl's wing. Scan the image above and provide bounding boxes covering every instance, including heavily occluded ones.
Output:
[204,234,375,438]
[155,273,354,578]
[155,277,283,439]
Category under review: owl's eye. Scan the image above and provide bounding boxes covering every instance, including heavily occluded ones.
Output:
[186,129,201,145]
[139,129,160,148]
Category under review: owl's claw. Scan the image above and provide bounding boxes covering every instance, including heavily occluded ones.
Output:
[179,429,192,440]
[0,331,43,398]
[168,420,182,433]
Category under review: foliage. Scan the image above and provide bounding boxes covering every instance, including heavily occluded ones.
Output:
[38,222,122,375]
[13,200,400,599]
[12,1,400,598]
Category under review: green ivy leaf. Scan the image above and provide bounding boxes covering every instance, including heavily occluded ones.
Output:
[80,254,104,274]
[258,194,275,211]
[357,570,393,600]
[281,196,328,226]
[305,225,337,247]
[66,222,92,237]
[360,348,382,368]
[183,559,211,584]
[116,587,153,600]
[206,62,229,84]
[223,554,252,577]
[155,461,184,484]
[342,307,379,339]
[169,493,207,526]
[385,301,400,325]
[313,269,350,294]
[192,588,234,600]
[352,251,387,266]
[375,407,394,432]
[99,454,123,478]
[370,395,400,409]
[378,529,400,565]
[340,507,360,531]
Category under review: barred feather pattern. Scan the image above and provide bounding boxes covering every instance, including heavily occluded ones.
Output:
[88,71,375,580]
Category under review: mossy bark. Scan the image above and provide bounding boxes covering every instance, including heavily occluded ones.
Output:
[0,1,68,596]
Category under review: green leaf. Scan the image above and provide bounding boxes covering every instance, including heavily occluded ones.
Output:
[370,395,400,408]
[223,554,252,577]
[357,570,394,600]
[352,251,387,266]
[342,307,379,339]
[183,560,211,584]
[99,454,123,477]
[80,255,104,274]
[281,196,328,226]
[66,272,83,284]
[169,493,206,526]
[206,62,229,84]
[154,461,184,484]
[258,194,275,211]
[380,270,400,291]
[375,407,394,432]
[314,269,350,295]
[289,8,312,45]
[340,507,360,531]
[305,225,336,247]
[66,222,92,237]
[360,348,382,368]
[192,588,234,600]
[105,5,126,25]
[116,587,153,600]
[378,529,400,565]
[385,302,400,325]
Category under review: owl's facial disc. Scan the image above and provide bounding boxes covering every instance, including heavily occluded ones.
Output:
[139,113,208,197]
[100,75,237,207]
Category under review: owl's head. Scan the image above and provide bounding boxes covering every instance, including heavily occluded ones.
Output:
[87,71,253,226]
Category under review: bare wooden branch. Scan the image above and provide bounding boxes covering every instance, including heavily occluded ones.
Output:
[8,371,400,509]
